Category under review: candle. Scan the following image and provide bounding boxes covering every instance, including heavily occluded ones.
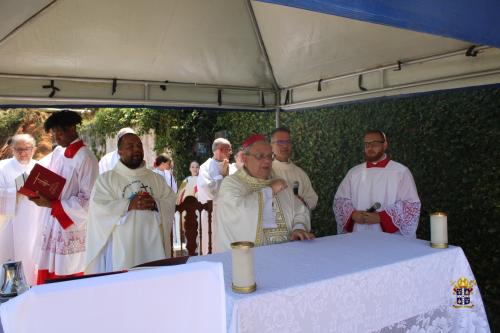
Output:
[231,241,257,293]
[430,212,448,248]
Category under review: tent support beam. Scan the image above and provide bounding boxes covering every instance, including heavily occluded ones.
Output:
[0,73,275,93]
[0,0,59,48]
[283,46,491,91]
[245,0,280,92]
[275,107,281,128]
[281,68,500,110]
[0,96,273,111]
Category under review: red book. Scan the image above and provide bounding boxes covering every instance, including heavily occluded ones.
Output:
[18,163,66,200]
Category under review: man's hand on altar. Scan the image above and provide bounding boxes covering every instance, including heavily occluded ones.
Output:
[291,229,315,241]
[270,179,288,195]
[129,192,157,211]
[362,212,380,225]
[29,191,52,208]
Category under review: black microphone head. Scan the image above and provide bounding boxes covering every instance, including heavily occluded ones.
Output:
[293,181,299,195]
[367,202,381,212]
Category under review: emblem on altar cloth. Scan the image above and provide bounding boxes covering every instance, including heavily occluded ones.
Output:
[451,277,476,308]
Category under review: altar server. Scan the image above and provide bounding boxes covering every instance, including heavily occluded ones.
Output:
[333,130,420,237]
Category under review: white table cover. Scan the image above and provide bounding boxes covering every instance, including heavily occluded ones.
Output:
[0,261,226,333]
[190,232,490,333]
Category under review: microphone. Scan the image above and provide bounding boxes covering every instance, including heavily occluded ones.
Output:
[293,181,299,195]
[366,202,381,213]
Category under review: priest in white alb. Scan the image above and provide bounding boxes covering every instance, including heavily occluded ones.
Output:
[86,133,176,273]
[333,130,421,237]
[271,127,318,212]
[0,134,42,285]
[215,134,314,252]
[197,138,232,254]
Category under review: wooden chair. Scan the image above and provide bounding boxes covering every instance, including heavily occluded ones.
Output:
[171,197,213,257]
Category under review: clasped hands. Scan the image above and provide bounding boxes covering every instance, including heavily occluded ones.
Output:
[129,192,157,211]
[352,211,380,225]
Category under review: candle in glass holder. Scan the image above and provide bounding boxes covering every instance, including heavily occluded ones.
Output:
[231,241,257,293]
[430,212,448,248]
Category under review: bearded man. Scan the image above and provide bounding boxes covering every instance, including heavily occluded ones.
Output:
[333,130,420,237]
[86,133,176,273]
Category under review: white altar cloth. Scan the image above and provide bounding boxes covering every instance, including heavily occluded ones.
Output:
[190,232,490,333]
[0,261,226,333]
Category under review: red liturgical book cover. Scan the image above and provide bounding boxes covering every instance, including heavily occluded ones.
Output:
[18,163,66,200]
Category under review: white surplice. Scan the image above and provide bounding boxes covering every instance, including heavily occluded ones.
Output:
[197,157,225,254]
[36,141,98,280]
[86,160,176,273]
[333,160,421,237]
[272,159,318,210]
[98,150,119,174]
[215,168,310,252]
[0,158,42,285]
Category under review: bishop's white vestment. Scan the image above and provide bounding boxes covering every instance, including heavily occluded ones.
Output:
[0,158,42,285]
[215,168,311,252]
[272,160,318,210]
[35,139,98,283]
[86,160,176,273]
[333,158,420,237]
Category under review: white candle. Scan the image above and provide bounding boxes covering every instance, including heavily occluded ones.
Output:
[231,241,256,293]
[430,212,448,248]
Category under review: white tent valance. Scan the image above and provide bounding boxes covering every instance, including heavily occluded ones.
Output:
[0,0,499,111]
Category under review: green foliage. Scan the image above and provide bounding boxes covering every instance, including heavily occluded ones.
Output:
[83,107,220,180]
[0,109,25,144]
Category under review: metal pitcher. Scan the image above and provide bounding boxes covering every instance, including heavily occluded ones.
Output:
[0,261,29,297]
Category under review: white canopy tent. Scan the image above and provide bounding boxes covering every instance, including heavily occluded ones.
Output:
[0,0,499,112]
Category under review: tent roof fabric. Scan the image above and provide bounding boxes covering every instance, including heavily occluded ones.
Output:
[0,0,499,111]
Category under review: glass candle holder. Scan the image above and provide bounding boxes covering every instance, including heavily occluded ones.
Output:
[230,241,257,293]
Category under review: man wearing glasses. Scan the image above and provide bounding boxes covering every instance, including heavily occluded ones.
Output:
[271,127,318,214]
[0,134,42,285]
[333,130,420,237]
[215,134,314,252]
[197,137,232,254]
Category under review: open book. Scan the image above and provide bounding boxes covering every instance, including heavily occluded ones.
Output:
[17,163,66,200]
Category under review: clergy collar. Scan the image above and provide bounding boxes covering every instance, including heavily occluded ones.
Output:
[366,154,390,168]
[64,138,85,158]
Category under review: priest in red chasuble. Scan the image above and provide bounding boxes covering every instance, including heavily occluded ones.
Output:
[29,110,98,284]
[333,130,421,237]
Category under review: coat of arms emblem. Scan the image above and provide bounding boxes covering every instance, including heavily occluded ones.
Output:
[452,277,476,308]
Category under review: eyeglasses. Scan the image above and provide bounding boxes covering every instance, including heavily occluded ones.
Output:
[14,147,33,153]
[246,152,274,161]
[364,141,385,148]
[271,140,292,146]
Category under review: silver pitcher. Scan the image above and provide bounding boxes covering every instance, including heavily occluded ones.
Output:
[0,261,29,297]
